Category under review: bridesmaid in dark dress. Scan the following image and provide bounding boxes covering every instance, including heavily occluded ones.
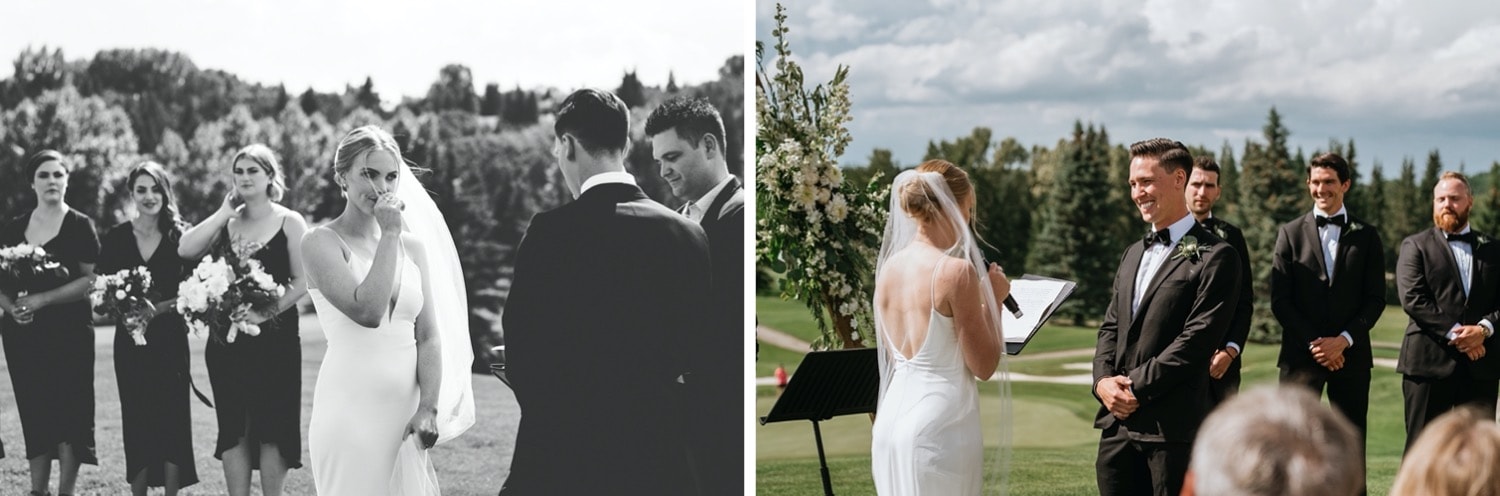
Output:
[96,162,200,495]
[178,144,308,496]
[0,150,100,496]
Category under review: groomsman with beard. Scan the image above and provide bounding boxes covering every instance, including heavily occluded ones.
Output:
[1093,138,1242,496]
[502,89,711,495]
[646,96,744,494]
[1185,156,1253,404]
[1270,152,1385,490]
[1395,171,1500,452]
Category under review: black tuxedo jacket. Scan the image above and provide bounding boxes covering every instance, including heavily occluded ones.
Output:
[1396,227,1500,380]
[1271,212,1385,370]
[1093,223,1242,443]
[1201,217,1253,353]
[502,182,711,494]
[697,176,744,381]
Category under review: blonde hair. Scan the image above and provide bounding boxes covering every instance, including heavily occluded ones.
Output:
[1390,406,1500,496]
[333,125,403,180]
[900,159,973,224]
[230,144,287,201]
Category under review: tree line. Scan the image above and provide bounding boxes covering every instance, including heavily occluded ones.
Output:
[0,46,746,368]
[785,108,1500,343]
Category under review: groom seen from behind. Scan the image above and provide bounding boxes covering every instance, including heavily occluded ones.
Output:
[646,96,745,495]
[501,88,712,495]
[1093,138,1242,496]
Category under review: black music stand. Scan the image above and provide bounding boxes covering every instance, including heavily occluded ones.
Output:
[759,348,879,496]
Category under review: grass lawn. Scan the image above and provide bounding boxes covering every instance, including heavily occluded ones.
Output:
[0,311,517,495]
[756,303,1421,495]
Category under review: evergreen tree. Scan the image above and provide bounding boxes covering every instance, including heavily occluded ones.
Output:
[1383,158,1422,270]
[1237,107,1305,342]
[616,70,645,108]
[299,87,319,116]
[274,84,289,113]
[1218,140,1240,224]
[356,76,381,112]
[666,71,679,93]
[1026,121,1115,324]
[1422,149,1443,193]
[480,83,502,117]
[1475,162,1500,234]
[1364,160,1387,231]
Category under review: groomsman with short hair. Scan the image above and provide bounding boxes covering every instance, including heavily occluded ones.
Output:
[1270,152,1385,488]
[1094,138,1242,496]
[1395,171,1500,452]
[1186,156,1253,405]
[646,96,744,494]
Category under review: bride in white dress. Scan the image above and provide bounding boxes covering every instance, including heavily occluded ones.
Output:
[871,160,1011,495]
[302,126,475,495]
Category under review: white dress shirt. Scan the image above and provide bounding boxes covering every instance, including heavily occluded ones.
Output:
[579,171,637,195]
[1314,206,1355,347]
[1133,214,1198,314]
[682,175,734,223]
[1442,225,1496,339]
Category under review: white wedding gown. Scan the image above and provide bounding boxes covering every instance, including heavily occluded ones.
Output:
[308,240,431,495]
[871,295,983,494]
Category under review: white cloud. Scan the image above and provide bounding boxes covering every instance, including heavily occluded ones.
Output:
[756,0,1500,169]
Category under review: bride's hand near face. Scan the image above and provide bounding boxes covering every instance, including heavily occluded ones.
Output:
[375,193,404,235]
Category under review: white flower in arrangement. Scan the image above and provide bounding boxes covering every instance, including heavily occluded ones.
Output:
[827,194,849,222]
[115,289,127,300]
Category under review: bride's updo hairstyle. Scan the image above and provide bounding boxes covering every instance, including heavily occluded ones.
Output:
[333,125,404,183]
[900,159,973,224]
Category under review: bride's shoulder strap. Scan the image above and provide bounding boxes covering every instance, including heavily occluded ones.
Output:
[312,225,354,259]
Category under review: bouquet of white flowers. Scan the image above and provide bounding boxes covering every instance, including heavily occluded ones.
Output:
[177,255,284,344]
[0,243,71,293]
[90,267,155,345]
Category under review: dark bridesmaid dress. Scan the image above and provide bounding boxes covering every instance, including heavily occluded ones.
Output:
[0,209,99,464]
[96,222,199,488]
[204,221,302,470]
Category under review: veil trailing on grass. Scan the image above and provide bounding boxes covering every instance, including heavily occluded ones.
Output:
[873,169,1013,494]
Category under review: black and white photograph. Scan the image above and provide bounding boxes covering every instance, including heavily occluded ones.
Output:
[0,1,746,494]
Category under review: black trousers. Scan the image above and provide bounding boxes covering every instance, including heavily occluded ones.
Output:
[1096,424,1191,496]
[1402,368,1500,453]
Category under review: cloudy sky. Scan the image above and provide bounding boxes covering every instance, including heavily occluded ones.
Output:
[1,0,744,105]
[756,0,1500,174]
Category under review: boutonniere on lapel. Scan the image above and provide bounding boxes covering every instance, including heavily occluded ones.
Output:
[1346,221,1364,233]
[1172,235,1209,262]
[1210,224,1227,240]
[1478,234,1491,247]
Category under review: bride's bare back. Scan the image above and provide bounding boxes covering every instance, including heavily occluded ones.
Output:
[875,243,1002,378]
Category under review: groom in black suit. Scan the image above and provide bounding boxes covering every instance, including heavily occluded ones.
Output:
[646,96,744,494]
[1270,152,1384,484]
[1395,171,1500,452]
[501,89,712,495]
[1094,138,1242,496]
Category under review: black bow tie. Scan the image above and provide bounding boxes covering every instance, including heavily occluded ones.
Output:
[1316,214,1348,228]
[1446,231,1478,244]
[1143,229,1171,248]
